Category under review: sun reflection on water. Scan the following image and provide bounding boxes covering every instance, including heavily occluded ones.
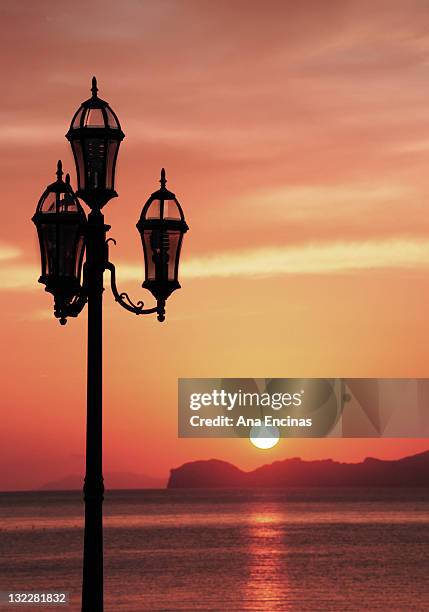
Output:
[242,506,289,610]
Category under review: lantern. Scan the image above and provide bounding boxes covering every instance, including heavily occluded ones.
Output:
[66,76,125,209]
[32,160,86,323]
[137,169,188,303]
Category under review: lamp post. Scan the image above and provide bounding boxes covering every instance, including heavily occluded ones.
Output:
[32,78,189,612]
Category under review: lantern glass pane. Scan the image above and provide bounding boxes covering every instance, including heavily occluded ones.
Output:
[39,190,82,214]
[163,199,182,220]
[74,234,85,278]
[142,228,181,283]
[106,140,119,189]
[40,192,58,213]
[149,230,167,280]
[72,108,85,128]
[58,191,80,213]
[105,107,120,128]
[166,230,181,281]
[40,223,57,277]
[141,230,155,280]
[72,140,85,191]
[39,219,84,283]
[142,230,156,280]
[145,199,161,219]
[84,108,105,128]
[83,138,106,189]
[58,224,82,277]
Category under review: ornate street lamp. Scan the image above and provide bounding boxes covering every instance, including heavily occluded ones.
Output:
[137,168,189,320]
[32,160,86,324]
[66,76,125,209]
[32,78,189,612]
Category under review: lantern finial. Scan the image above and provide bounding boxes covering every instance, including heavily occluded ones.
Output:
[160,168,166,189]
[91,76,98,98]
[56,160,63,181]
[65,173,70,185]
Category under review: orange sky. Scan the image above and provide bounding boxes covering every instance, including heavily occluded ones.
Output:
[1,0,429,490]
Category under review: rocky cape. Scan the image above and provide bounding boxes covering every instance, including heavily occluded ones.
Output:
[167,450,429,488]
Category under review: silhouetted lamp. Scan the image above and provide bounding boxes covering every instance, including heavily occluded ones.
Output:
[33,78,191,612]
[66,76,125,209]
[137,169,189,316]
[32,160,86,324]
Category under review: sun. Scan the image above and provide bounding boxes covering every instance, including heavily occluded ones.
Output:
[249,425,280,450]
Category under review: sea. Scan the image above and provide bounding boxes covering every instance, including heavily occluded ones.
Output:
[0,488,428,611]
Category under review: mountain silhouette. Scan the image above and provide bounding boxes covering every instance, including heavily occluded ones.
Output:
[40,471,166,490]
[167,450,429,488]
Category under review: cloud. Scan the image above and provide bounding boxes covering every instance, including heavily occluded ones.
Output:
[0,244,21,261]
[4,238,429,295]
[114,238,429,281]
[236,183,412,221]
[19,309,53,322]
[0,124,63,145]
[0,264,39,290]
[391,140,429,154]
[181,240,429,278]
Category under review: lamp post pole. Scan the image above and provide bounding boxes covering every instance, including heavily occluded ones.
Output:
[32,79,189,612]
[82,210,107,611]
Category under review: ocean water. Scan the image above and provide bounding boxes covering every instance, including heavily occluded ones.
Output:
[0,488,428,611]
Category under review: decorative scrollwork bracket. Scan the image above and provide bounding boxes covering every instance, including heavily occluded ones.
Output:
[105,259,165,322]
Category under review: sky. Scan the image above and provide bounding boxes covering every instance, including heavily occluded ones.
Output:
[2,0,429,489]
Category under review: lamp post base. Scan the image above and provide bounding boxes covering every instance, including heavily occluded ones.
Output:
[82,477,104,612]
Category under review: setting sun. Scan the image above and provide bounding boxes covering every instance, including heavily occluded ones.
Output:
[249,425,280,450]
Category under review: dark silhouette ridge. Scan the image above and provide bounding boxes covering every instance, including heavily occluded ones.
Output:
[39,472,166,491]
[167,450,429,488]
